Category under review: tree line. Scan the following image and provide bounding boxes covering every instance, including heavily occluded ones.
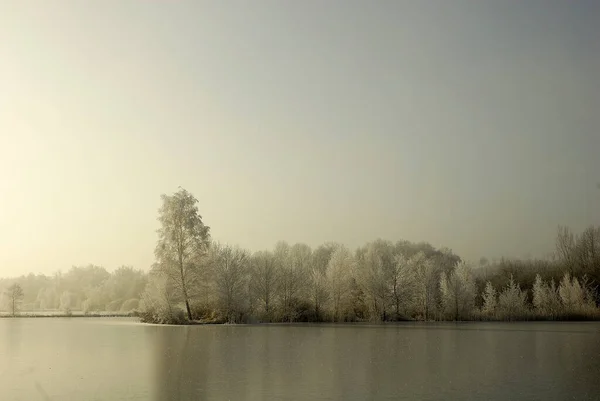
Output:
[2,188,599,323]
[138,188,600,324]
[0,265,146,316]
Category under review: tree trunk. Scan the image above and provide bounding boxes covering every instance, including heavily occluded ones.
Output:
[455,296,459,321]
[185,299,192,321]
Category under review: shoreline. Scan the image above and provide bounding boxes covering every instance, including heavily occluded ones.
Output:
[0,312,136,318]
[3,312,599,323]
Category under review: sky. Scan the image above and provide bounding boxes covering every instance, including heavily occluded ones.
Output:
[1,1,599,276]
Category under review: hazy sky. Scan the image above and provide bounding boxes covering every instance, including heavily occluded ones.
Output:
[1,1,599,276]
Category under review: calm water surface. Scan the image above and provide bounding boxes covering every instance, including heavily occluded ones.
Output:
[1,318,599,400]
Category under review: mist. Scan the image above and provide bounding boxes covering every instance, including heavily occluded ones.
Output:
[1,2,599,278]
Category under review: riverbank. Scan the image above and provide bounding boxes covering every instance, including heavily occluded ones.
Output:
[0,311,136,318]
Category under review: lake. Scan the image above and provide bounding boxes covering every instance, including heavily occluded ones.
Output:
[1,319,599,400]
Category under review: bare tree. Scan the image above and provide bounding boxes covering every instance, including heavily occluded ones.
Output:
[358,242,389,321]
[575,226,600,273]
[249,250,279,321]
[412,252,437,321]
[326,245,354,322]
[5,283,24,316]
[556,225,577,274]
[276,242,311,322]
[154,188,211,321]
[210,243,250,323]
[389,254,416,320]
[309,243,336,320]
[440,262,476,320]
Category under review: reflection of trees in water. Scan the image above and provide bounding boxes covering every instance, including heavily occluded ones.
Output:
[1,320,23,379]
[3,318,23,359]
[152,326,211,401]
[150,324,600,401]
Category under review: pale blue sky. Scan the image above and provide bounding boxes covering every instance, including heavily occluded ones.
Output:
[1,1,599,276]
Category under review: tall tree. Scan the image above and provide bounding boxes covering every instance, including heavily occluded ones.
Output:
[309,243,336,320]
[389,254,416,320]
[210,243,250,323]
[277,242,311,322]
[556,225,577,274]
[358,243,388,321]
[440,262,476,320]
[249,250,279,321]
[326,244,354,322]
[412,251,437,321]
[155,188,211,320]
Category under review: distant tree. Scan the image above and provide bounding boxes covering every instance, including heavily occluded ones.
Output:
[59,291,72,315]
[575,226,600,274]
[120,298,139,312]
[5,284,24,316]
[154,188,211,321]
[556,225,577,274]
[104,266,147,301]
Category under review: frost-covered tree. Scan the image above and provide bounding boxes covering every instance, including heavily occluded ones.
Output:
[276,242,311,321]
[210,243,250,323]
[389,254,416,320]
[326,245,354,321]
[154,188,211,321]
[412,252,437,321]
[5,284,24,316]
[558,273,596,315]
[139,272,184,324]
[358,241,391,321]
[532,274,561,318]
[558,273,583,312]
[440,262,476,320]
[309,243,336,320]
[481,281,497,317]
[59,291,72,314]
[249,250,279,321]
[497,275,528,320]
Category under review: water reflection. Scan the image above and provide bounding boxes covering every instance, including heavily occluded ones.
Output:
[147,322,600,401]
[153,325,211,401]
[3,319,598,401]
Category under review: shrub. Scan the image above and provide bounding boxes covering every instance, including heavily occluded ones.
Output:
[120,298,139,312]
